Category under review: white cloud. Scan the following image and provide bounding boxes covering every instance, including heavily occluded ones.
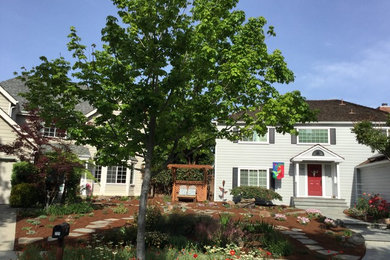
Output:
[296,40,390,107]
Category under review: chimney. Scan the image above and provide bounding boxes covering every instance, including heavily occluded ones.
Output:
[378,103,390,113]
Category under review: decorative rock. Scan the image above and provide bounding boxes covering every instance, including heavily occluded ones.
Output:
[291,228,303,232]
[86,224,106,229]
[281,230,303,235]
[336,255,361,260]
[73,228,96,233]
[90,220,110,225]
[275,225,289,231]
[305,245,324,250]
[68,233,84,237]
[297,238,317,245]
[317,249,338,255]
[346,233,365,246]
[18,237,43,245]
[47,237,58,242]
[258,210,271,218]
[104,218,119,221]
[289,235,308,239]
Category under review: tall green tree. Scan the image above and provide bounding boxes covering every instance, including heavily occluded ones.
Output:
[352,119,390,159]
[21,0,315,258]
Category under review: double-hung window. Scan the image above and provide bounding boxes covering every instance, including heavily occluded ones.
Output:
[94,165,102,182]
[106,166,127,184]
[240,130,268,143]
[298,128,329,144]
[239,169,268,188]
[43,125,66,138]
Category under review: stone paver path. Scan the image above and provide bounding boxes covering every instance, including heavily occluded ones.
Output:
[281,228,360,260]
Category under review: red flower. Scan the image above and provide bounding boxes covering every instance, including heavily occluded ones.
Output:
[266,251,272,256]
[230,250,236,256]
[339,250,344,254]
[193,254,198,258]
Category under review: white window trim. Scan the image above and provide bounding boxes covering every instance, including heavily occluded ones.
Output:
[106,165,127,184]
[297,127,330,145]
[237,167,269,189]
[238,128,269,144]
[373,126,390,136]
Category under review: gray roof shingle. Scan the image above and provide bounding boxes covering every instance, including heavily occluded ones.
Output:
[0,77,94,115]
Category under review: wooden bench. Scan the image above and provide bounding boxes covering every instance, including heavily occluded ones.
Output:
[177,185,197,202]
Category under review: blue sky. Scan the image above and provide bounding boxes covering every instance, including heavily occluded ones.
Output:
[1,0,389,108]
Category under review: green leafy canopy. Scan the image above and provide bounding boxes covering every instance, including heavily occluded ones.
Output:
[19,0,315,258]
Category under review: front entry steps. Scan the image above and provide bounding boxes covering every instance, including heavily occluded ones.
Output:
[292,197,348,210]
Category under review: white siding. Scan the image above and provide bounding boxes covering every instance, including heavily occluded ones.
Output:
[215,124,375,206]
[0,94,10,115]
[359,162,390,201]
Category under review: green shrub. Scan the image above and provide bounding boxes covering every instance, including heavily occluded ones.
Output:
[145,231,169,248]
[112,203,129,214]
[9,183,41,208]
[45,202,94,216]
[260,229,293,257]
[145,206,163,231]
[11,162,39,186]
[230,186,282,201]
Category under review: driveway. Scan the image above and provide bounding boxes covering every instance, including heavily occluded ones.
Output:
[0,205,17,259]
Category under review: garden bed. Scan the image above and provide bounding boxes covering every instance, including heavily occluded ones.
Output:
[15,196,365,259]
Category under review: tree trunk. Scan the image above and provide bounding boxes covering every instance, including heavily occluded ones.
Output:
[136,119,155,259]
[136,151,153,259]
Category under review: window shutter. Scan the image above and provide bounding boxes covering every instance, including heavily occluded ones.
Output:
[330,128,336,145]
[291,134,297,144]
[269,128,275,144]
[232,167,238,188]
[269,168,275,190]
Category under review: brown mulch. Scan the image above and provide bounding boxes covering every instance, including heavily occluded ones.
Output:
[14,196,365,259]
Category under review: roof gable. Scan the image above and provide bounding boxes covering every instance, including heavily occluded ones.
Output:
[291,144,345,163]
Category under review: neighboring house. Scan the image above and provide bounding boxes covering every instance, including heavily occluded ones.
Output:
[214,100,389,208]
[0,78,143,204]
[356,154,390,202]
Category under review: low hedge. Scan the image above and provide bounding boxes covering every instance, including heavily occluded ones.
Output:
[9,183,41,208]
[230,186,282,202]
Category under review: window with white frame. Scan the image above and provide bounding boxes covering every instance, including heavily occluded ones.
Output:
[43,126,66,138]
[240,130,268,143]
[106,165,127,184]
[94,165,102,182]
[298,128,329,144]
[239,169,268,188]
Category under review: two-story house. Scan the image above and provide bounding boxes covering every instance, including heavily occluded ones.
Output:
[0,78,144,204]
[214,100,389,208]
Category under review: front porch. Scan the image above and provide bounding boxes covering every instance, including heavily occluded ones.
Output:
[291,144,345,199]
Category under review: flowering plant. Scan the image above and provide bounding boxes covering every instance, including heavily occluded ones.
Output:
[274,214,287,221]
[297,216,310,225]
[357,193,390,220]
[324,218,335,227]
[305,208,322,219]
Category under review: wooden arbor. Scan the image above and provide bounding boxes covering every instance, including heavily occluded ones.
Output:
[168,164,213,202]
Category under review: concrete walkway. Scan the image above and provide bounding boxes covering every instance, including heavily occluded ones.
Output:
[0,205,17,259]
[320,207,390,260]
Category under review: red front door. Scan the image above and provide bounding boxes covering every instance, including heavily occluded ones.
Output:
[308,164,322,196]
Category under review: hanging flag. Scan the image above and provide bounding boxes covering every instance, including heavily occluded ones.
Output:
[272,162,284,179]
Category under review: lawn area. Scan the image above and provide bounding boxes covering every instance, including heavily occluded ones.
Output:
[16,196,365,259]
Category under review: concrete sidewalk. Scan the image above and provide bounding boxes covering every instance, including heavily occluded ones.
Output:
[320,207,390,260]
[0,205,17,259]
